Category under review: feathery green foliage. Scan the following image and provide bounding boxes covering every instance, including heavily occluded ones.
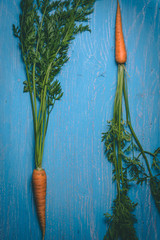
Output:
[102,64,160,239]
[104,192,138,240]
[13,0,95,168]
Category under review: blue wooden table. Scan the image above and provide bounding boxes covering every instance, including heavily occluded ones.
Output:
[0,0,160,239]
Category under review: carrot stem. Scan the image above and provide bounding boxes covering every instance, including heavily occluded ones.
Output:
[127,121,153,177]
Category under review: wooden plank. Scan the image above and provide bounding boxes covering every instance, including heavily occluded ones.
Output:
[0,0,159,239]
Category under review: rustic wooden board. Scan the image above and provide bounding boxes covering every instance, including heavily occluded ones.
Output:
[0,0,160,239]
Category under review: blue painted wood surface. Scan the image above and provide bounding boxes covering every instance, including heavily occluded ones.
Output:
[0,0,160,239]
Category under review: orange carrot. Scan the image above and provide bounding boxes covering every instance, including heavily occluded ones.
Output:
[32,169,47,239]
[115,0,127,64]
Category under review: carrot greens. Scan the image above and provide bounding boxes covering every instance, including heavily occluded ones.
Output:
[13,0,95,169]
[102,65,140,240]
[102,64,160,240]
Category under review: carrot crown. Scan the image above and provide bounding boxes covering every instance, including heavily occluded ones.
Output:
[115,0,127,64]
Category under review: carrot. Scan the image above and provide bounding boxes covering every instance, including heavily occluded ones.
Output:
[102,1,160,239]
[13,0,96,238]
[115,0,127,64]
[32,169,47,239]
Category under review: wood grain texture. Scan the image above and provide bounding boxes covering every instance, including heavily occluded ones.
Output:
[0,0,160,239]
